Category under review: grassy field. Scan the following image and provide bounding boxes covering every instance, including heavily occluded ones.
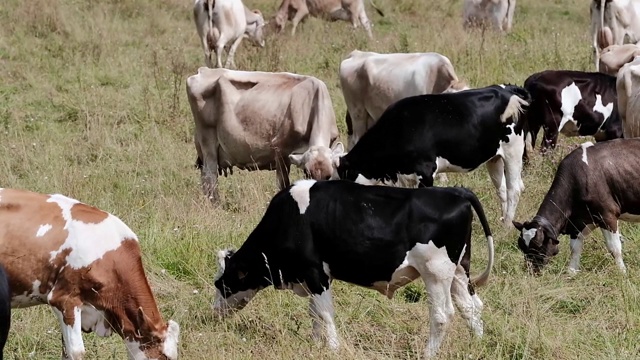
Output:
[1,0,640,358]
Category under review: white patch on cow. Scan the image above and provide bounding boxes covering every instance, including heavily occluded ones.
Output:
[559,83,582,133]
[435,156,469,175]
[289,179,316,214]
[409,241,457,278]
[355,174,377,186]
[457,244,467,266]
[11,279,47,307]
[522,228,537,246]
[53,306,85,359]
[163,320,180,360]
[322,262,331,277]
[500,95,529,123]
[620,213,640,222]
[355,173,422,188]
[36,223,52,237]
[46,194,138,269]
[309,288,339,350]
[581,142,594,165]
[498,84,506,88]
[592,94,614,125]
[80,305,112,337]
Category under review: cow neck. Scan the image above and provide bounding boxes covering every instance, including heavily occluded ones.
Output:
[534,183,574,236]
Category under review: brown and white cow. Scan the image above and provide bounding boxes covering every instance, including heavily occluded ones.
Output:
[273,0,384,38]
[590,0,640,71]
[616,55,640,137]
[339,50,469,152]
[0,188,180,359]
[186,67,345,203]
[599,44,640,76]
[463,0,517,33]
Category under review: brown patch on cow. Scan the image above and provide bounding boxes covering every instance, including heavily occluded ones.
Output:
[70,203,109,224]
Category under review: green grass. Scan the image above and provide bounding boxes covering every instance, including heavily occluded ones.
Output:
[2,0,640,359]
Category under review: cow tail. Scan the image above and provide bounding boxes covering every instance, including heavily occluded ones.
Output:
[454,187,494,288]
[369,0,384,17]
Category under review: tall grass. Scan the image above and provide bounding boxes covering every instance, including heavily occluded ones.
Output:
[1,0,639,359]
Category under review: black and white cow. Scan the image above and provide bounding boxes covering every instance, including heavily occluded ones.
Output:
[334,84,530,227]
[521,70,623,161]
[213,179,495,358]
[0,263,10,359]
[513,138,640,275]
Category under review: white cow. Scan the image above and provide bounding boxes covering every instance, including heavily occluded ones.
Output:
[590,0,640,72]
[599,44,640,76]
[273,0,384,38]
[616,56,640,137]
[339,50,469,151]
[193,0,266,69]
[463,0,516,33]
[186,67,344,203]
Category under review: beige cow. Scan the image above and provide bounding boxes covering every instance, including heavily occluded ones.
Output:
[616,56,640,137]
[0,188,180,359]
[463,0,517,33]
[273,0,384,38]
[186,67,344,203]
[590,0,640,71]
[193,0,266,69]
[339,50,468,151]
[599,44,640,75]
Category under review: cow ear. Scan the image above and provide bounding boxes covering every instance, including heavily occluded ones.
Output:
[289,153,304,166]
[331,142,345,157]
[512,221,524,231]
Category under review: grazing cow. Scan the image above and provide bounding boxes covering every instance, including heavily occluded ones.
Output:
[0,188,180,359]
[213,179,495,358]
[590,0,640,71]
[334,84,530,227]
[616,56,640,137]
[193,0,266,69]
[521,70,622,161]
[514,139,640,275]
[463,0,517,33]
[339,50,469,151]
[186,67,344,203]
[273,0,384,38]
[0,264,9,360]
[599,44,640,75]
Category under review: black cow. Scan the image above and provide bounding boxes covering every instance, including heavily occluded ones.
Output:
[213,179,494,358]
[0,263,10,360]
[335,84,530,227]
[514,139,640,275]
[521,70,623,161]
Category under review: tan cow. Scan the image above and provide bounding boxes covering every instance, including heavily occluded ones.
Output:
[186,67,344,203]
[616,56,640,137]
[463,0,517,33]
[339,50,468,151]
[0,188,180,360]
[599,44,640,75]
[193,0,266,69]
[590,0,640,71]
[273,0,384,38]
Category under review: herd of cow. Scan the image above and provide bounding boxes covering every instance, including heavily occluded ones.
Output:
[2,0,640,359]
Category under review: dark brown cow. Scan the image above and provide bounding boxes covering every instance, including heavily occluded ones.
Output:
[0,188,180,359]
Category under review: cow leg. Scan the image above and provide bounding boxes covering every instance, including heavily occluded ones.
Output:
[485,157,507,222]
[568,225,595,275]
[50,301,85,360]
[450,266,483,337]
[198,135,220,204]
[290,4,309,36]
[308,288,339,350]
[501,136,525,226]
[355,7,373,38]
[201,36,213,68]
[275,154,291,190]
[224,36,244,69]
[601,220,627,274]
[421,260,456,359]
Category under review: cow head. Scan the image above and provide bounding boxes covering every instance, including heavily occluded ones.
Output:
[245,9,266,48]
[289,142,345,181]
[126,312,180,360]
[213,249,259,316]
[513,217,560,275]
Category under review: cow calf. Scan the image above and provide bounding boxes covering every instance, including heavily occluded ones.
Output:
[213,179,495,358]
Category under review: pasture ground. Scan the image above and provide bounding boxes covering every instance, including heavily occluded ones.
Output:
[1,0,639,359]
